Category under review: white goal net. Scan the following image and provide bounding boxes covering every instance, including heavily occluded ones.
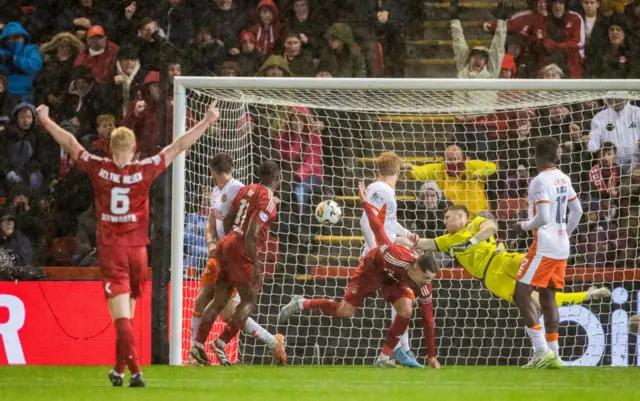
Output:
[171,78,640,367]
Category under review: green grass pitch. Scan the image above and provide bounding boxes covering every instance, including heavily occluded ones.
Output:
[0,366,636,401]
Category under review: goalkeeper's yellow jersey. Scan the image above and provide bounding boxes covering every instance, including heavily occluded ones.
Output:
[433,216,500,279]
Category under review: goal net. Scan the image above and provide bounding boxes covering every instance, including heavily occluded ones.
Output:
[171,78,640,367]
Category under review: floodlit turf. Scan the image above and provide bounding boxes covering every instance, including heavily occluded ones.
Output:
[0,365,636,401]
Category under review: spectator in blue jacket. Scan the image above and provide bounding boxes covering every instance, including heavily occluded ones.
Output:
[0,22,43,97]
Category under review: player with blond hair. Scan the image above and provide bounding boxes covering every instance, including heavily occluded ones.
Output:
[358,152,436,368]
[37,101,220,387]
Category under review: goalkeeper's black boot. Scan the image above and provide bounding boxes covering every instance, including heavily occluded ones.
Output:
[108,369,124,387]
[128,373,146,388]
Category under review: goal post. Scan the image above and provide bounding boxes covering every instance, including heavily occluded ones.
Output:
[170,77,640,367]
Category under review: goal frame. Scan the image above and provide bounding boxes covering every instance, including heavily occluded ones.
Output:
[169,77,640,366]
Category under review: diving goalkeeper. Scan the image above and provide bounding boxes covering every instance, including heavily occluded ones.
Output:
[400,205,610,308]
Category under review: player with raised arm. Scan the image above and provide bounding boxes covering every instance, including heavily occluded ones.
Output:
[36,102,220,387]
[512,137,584,368]
[280,182,437,368]
[189,153,286,365]
[359,152,426,368]
[190,160,281,366]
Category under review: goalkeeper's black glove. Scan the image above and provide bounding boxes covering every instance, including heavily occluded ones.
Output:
[448,237,479,257]
[450,0,460,20]
[494,0,511,21]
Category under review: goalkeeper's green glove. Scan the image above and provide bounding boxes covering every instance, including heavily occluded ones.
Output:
[448,237,479,257]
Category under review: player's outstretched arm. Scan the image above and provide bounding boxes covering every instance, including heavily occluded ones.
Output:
[163,101,220,166]
[36,105,85,161]
[473,220,498,242]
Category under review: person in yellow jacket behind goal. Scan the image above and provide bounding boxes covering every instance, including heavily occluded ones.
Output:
[397,204,611,310]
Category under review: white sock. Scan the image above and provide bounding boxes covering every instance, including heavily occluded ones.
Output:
[297,298,305,309]
[400,330,410,352]
[244,317,278,350]
[191,316,201,343]
[391,306,411,352]
[525,325,549,355]
[377,353,390,361]
[547,340,559,356]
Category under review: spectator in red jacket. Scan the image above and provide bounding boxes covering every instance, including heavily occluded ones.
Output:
[484,0,548,38]
[531,0,585,78]
[120,70,163,158]
[236,30,265,76]
[74,25,119,84]
[274,106,323,219]
[249,0,282,55]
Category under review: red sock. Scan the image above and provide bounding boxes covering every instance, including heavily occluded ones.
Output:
[113,336,126,374]
[219,321,243,344]
[381,315,411,356]
[302,299,339,316]
[114,318,140,374]
[195,319,214,346]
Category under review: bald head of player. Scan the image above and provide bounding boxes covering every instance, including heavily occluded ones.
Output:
[534,137,559,171]
[110,127,137,165]
[259,160,281,190]
[209,153,234,188]
[444,204,470,234]
[376,152,402,187]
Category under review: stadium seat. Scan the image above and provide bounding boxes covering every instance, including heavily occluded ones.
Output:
[49,237,79,266]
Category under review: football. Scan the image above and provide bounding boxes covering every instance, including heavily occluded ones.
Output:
[315,200,342,225]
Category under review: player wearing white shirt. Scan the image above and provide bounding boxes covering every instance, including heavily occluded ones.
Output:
[587,97,640,174]
[359,152,422,368]
[512,138,582,369]
[190,154,286,365]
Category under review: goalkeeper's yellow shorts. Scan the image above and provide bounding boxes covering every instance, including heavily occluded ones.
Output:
[483,251,524,304]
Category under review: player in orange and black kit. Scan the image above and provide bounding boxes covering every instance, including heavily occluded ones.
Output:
[191,160,281,366]
[37,102,220,387]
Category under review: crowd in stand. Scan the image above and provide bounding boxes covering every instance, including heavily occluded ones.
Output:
[0,0,639,278]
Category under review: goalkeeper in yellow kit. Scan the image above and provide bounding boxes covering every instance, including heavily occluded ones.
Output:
[400,205,610,307]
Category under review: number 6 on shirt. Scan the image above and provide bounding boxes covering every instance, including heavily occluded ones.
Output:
[111,187,131,215]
